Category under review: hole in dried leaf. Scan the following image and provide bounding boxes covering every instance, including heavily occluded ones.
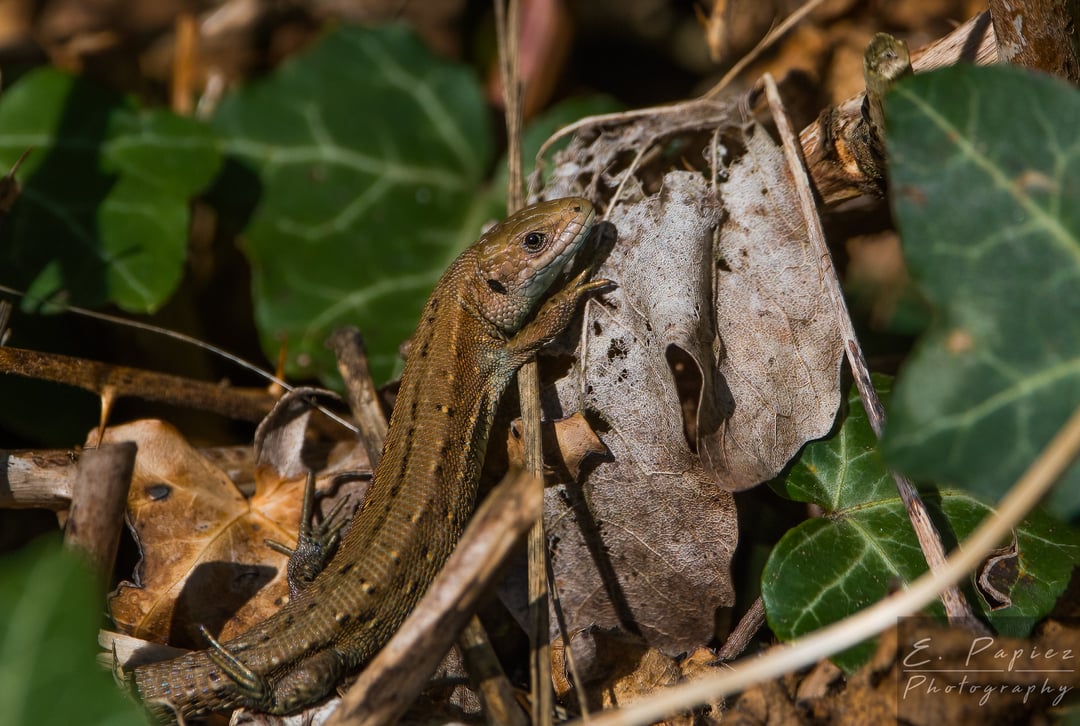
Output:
[606,338,630,361]
[609,149,639,178]
[665,345,702,452]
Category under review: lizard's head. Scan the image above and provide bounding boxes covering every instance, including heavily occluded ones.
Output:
[470,197,596,332]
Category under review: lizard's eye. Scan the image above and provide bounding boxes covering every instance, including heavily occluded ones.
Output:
[521,231,547,253]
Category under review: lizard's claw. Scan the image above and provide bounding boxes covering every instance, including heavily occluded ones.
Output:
[565,264,616,300]
[201,625,269,704]
[578,277,616,295]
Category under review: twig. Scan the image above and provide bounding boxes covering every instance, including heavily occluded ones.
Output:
[1,445,255,510]
[0,299,12,346]
[324,468,543,726]
[329,327,388,467]
[0,346,274,422]
[547,555,591,720]
[459,616,530,726]
[714,597,766,662]
[0,283,359,434]
[988,0,1080,80]
[800,11,998,204]
[63,443,137,589]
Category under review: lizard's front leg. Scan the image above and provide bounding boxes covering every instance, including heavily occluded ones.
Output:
[507,269,614,361]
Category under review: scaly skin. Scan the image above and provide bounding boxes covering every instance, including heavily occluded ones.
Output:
[133,198,606,719]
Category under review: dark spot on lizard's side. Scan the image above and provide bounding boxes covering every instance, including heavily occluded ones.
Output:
[434,463,444,477]
[209,671,221,683]
[306,601,318,611]
[335,612,352,626]
[338,562,354,576]
[397,436,413,481]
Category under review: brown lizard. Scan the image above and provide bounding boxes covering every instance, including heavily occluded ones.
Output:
[131,197,609,719]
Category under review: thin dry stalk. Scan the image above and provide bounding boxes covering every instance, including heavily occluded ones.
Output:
[495,0,556,723]
[762,74,980,628]
[170,12,199,115]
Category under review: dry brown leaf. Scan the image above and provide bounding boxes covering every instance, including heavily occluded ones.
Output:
[506,411,607,480]
[105,419,299,648]
[550,412,609,479]
[105,418,369,649]
[559,629,689,723]
[538,98,843,656]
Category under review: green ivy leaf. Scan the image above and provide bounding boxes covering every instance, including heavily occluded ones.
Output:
[213,24,494,383]
[764,378,1079,672]
[0,539,145,726]
[0,68,221,313]
[881,65,1080,518]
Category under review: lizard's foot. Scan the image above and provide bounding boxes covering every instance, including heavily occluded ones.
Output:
[266,470,351,597]
[262,649,345,714]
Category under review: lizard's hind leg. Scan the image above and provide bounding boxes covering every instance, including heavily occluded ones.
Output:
[261,649,347,714]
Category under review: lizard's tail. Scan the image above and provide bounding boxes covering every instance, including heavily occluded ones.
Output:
[133,649,243,722]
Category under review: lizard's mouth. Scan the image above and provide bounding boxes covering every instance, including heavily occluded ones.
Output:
[560,213,604,282]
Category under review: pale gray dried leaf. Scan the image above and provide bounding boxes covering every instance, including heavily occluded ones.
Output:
[702,124,844,486]
[536,99,843,655]
[253,387,342,480]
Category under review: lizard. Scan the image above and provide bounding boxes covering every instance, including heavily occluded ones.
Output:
[131,197,610,720]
